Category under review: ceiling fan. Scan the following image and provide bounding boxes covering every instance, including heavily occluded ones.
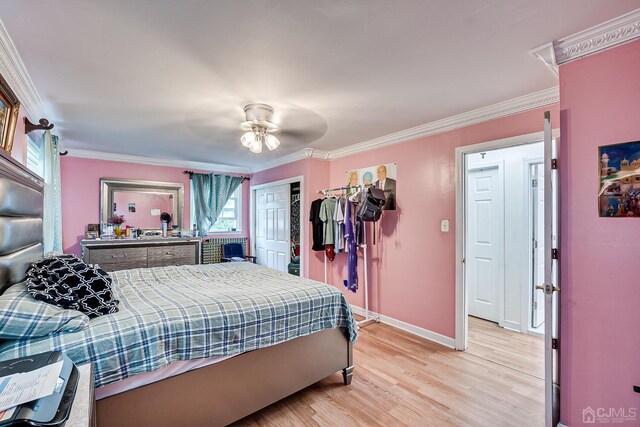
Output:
[239,103,281,154]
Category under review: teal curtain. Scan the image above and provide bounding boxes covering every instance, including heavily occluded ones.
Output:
[192,173,244,236]
[42,131,63,253]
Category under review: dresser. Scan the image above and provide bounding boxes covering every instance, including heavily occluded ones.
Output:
[81,238,201,272]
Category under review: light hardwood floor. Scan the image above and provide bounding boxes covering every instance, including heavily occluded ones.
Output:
[233,318,544,426]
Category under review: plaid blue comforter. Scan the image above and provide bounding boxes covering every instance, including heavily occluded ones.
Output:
[0,263,357,388]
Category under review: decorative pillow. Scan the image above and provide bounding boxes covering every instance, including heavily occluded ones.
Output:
[0,282,89,339]
[26,254,119,318]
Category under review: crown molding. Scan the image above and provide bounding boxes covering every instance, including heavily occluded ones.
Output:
[530,42,559,76]
[554,9,640,64]
[66,148,251,174]
[250,147,329,173]
[0,19,44,119]
[326,86,559,160]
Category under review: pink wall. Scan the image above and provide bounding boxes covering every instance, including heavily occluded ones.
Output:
[252,106,559,338]
[113,192,174,229]
[559,40,640,426]
[251,157,330,280]
[60,156,250,256]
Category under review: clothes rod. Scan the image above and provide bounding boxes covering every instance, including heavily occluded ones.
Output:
[317,184,373,194]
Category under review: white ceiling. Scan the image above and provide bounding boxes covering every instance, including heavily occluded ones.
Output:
[1,1,638,169]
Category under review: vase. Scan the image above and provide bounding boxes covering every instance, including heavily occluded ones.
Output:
[115,226,123,238]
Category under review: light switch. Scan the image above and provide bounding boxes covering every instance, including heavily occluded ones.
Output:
[441,219,449,233]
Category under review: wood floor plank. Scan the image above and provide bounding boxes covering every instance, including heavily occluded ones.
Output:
[232,319,544,426]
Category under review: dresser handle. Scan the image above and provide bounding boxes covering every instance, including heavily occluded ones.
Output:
[112,254,128,258]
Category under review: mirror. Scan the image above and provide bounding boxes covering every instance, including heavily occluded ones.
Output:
[0,72,20,155]
[100,178,184,231]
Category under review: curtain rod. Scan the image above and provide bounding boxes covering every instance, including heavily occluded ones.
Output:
[24,117,68,156]
[183,170,250,181]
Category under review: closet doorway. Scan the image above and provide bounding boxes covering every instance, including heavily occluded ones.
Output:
[250,176,304,276]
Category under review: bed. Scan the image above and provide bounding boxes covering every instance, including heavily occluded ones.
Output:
[0,149,356,426]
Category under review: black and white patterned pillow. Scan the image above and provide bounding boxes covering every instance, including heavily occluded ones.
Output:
[26,254,119,318]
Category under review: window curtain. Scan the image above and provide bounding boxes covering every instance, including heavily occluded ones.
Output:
[42,130,63,253]
[191,173,244,236]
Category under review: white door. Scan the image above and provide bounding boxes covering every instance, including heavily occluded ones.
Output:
[255,184,290,272]
[542,112,560,426]
[531,163,545,328]
[466,165,503,323]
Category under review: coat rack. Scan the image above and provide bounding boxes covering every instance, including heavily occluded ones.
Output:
[317,184,380,328]
[23,117,68,156]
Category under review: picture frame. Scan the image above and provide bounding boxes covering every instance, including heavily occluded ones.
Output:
[599,140,640,217]
[0,72,21,155]
[85,231,99,239]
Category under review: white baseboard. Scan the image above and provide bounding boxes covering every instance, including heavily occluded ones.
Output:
[350,306,456,349]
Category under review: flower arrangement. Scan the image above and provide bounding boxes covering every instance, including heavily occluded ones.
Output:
[109,215,126,226]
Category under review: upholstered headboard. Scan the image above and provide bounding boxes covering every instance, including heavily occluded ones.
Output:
[0,149,44,294]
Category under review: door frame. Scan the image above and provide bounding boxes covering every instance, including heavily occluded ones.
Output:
[454,129,560,351]
[250,175,305,277]
[465,161,505,327]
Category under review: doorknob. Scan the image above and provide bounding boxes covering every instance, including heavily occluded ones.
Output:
[535,284,560,293]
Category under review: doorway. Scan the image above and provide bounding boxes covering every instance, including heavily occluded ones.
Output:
[250,176,305,276]
[455,126,561,426]
[465,142,543,335]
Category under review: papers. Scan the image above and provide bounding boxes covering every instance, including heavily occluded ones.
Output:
[0,360,63,412]
[150,209,161,216]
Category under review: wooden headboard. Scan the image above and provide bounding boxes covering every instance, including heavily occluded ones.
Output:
[0,149,44,294]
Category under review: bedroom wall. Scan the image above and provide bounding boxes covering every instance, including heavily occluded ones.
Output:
[558,39,640,426]
[252,106,559,339]
[59,156,250,256]
[327,106,560,338]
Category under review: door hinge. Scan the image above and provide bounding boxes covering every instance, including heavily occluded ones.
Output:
[531,179,538,188]
[533,301,537,310]
[552,248,558,259]
[551,158,558,169]
[552,338,558,349]
[533,239,538,249]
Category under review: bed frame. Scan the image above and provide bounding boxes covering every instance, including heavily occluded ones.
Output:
[0,150,354,426]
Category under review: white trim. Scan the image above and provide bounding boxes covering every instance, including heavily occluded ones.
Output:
[326,87,559,160]
[251,148,329,173]
[67,148,250,174]
[530,42,559,77]
[554,8,640,64]
[350,306,456,349]
[0,19,45,119]
[249,175,305,277]
[454,129,560,350]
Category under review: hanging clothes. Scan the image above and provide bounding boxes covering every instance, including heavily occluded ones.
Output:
[320,197,337,262]
[334,196,345,254]
[319,197,337,245]
[309,198,324,251]
[343,198,358,292]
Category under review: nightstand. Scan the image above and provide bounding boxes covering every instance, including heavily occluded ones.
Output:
[66,363,96,427]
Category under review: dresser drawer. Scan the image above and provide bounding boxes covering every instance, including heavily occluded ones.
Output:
[146,245,196,268]
[88,247,148,268]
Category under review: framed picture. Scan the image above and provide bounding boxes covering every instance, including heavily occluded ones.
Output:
[0,72,20,155]
[85,231,98,239]
[346,162,397,210]
[128,203,136,213]
[599,140,640,217]
[87,224,100,232]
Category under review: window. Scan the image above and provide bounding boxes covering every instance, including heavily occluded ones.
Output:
[26,135,44,177]
[191,184,242,233]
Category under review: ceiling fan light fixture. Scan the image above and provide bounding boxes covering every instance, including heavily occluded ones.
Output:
[265,134,280,151]
[240,131,256,148]
[240,103,281,154]
[249,138,263,154]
